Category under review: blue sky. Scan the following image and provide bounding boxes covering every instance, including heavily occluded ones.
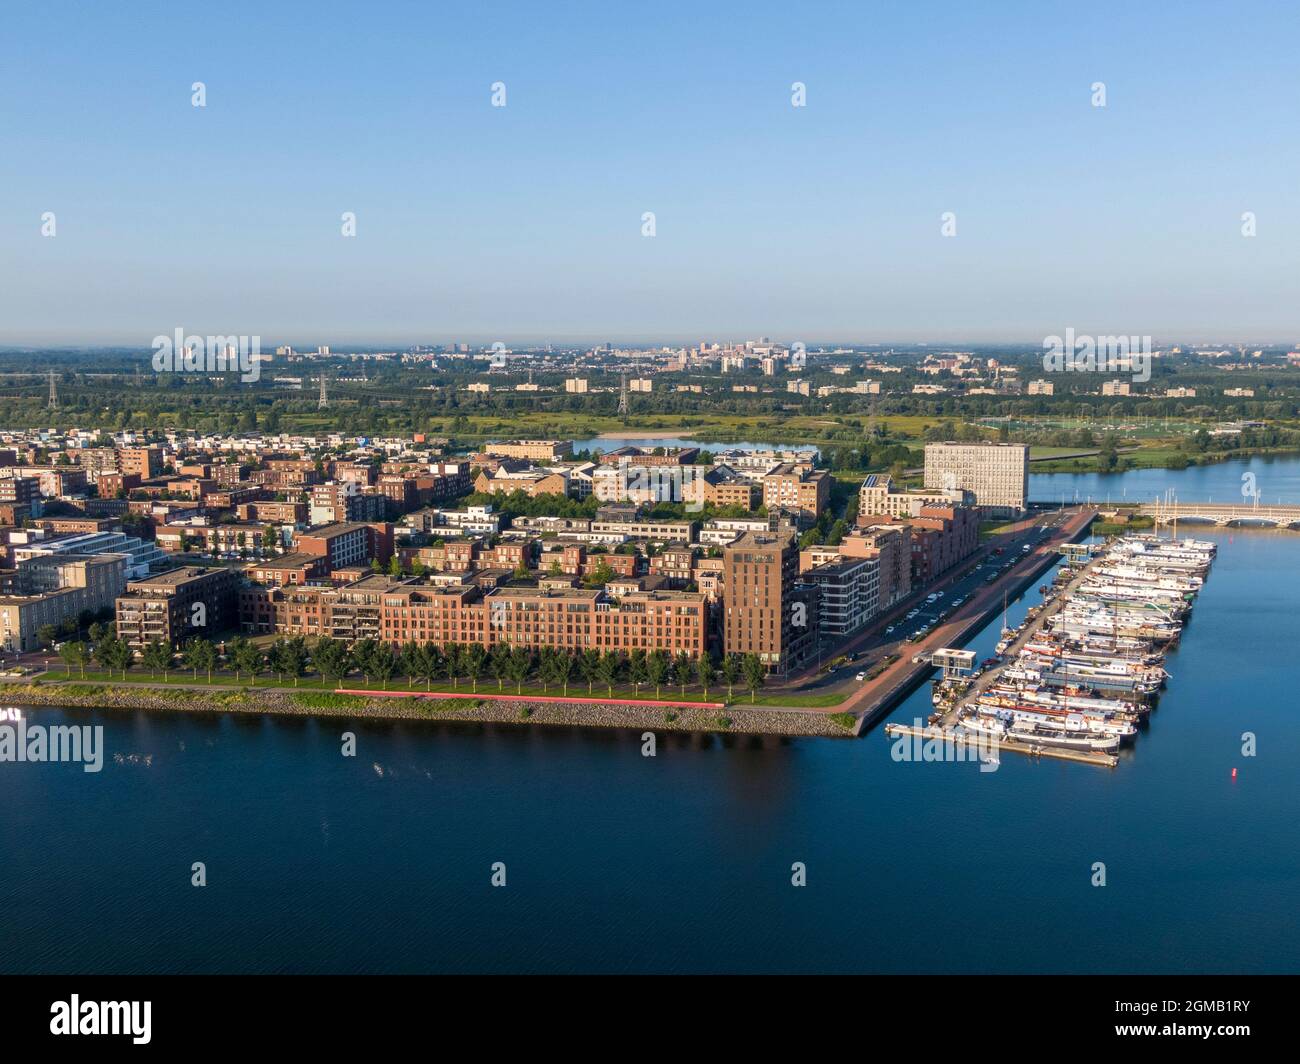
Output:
[2,0,1298,345]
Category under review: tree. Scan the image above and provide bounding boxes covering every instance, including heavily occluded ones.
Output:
[742,653,766,703]
[369,642,397,689]
[646,650,669,697]
[506,647,532,693]
[226,636,257,682]
[388,555,404,578]
[462,642,487,692]
[443,643,464,687]
[37,623,59,649]
[88,621,110,645]
[674,651,693,696]
[59,640,89,677]
[489,643,511,691]
[183,637,217,682]
[96,636,132,679]
[270,636,307,685]
[350,638,379,683]
[140,639,174,679]
[596,650,621,696]
[628,649,648,695]
[583,561,615,588]
[696,653,715,698]
[721,653,741,697]
[313,638,351,686]
[417,642,444,690]
[536,647,555,692]
[552,650,575,695]
[231,634,263,681]
[577,648,601,695]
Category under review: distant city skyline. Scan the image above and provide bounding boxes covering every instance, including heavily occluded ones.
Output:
[4,1,1299,345]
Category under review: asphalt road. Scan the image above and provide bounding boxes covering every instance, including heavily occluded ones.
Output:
[772,506,1087,700]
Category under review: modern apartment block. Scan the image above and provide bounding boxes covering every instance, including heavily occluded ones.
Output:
[923,442,1029,517]
[0,553,128,653]
[840,524,912,607]
[761,464,830,520]
[473,464,570,498]
[858,473,971,518]
[118,446,165,479]
[484,440,572,462]
[240,577,709,657]
[295,522,394,572]
[115,566,240,652]
[722,530,815,673]
[908,503,979,584]
[803,556,879,638]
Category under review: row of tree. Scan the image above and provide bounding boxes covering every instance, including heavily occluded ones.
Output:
[57,634,773,701]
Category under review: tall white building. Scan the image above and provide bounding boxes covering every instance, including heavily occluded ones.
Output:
[923,442,1028,517]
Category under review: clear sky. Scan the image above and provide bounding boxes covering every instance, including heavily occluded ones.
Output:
[2,0,1298,346]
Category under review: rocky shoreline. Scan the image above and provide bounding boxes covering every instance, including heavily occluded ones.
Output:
[0,682,853,738]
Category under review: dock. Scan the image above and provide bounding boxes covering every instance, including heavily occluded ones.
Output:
[848,507,1099,736]
[883,721,1119,768]
[925,532,1216,769]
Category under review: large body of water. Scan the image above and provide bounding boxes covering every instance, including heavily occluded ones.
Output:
[1031,453,1300,507]
[3,458,1299,973]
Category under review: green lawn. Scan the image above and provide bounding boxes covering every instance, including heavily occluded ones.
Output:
[29,669,739,704]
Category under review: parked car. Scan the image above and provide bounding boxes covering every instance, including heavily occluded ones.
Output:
[855,672,867,682]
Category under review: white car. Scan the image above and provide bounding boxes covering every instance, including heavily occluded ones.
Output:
[855,671,867,682]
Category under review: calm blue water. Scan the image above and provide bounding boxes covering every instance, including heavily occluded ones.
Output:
[1031,453,1300,507]
[2,463,1299,973]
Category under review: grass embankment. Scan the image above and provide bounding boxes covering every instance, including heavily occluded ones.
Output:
[1093,516,1156,535]
[29,668,761,706]
[1032,442,1300,474]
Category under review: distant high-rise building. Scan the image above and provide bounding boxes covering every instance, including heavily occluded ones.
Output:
[923,441,1028,517]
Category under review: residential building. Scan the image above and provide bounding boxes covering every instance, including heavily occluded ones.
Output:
[761,464,830,520]
[840,524,911,607]
[804,556,878,638]
[722,530,814,673]
[484,440,572,462]
[858,473,970,518]
[115,566,240,652]
[923,441,1028,517]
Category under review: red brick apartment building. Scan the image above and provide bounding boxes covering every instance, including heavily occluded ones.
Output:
[241,577,708,657]
[295,522,393,571]
[908,503,979,584]
[722,530,815,673]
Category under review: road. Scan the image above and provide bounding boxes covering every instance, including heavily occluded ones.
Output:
[761,506,1096,720]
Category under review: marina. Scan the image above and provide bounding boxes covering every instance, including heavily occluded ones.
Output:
[888,533,1217,769]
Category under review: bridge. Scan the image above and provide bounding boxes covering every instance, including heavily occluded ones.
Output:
[1134,500,1300,528]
